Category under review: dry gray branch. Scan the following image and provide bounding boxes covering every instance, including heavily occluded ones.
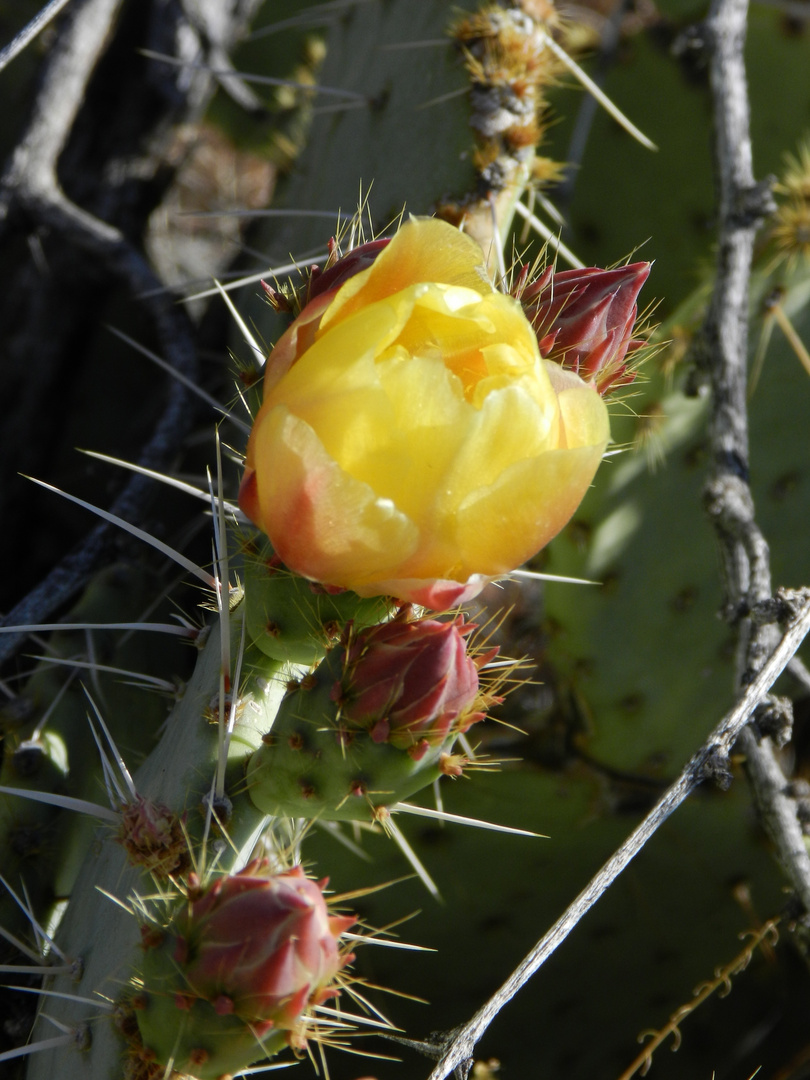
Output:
[700,0,810,912]
[0,0,75,74]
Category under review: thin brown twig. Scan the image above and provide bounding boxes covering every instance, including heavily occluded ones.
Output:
[616,917,781,1080]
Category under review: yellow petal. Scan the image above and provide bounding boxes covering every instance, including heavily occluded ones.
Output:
[557,386,611,450]
[252,406,419,587]
[440,383,560,504]
[265,297,405,410]
[454,442,608,573]
[320,218,492,331]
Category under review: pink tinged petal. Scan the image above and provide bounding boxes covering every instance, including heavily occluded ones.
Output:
[238,467,260,526]
[263,291,335,394]
[251,406,419,589]
[353,573,491,609]
[276,984,312,1026]
[246,938,299,1003]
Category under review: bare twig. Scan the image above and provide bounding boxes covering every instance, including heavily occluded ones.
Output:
[0,0,75,74]
[424,592,810,1080]
[699,0,810,913]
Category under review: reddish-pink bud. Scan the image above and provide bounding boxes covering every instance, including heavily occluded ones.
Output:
[176,861,352,1030]
[307,238,390,303]
[518,262,650,396]
[334,609,484,754]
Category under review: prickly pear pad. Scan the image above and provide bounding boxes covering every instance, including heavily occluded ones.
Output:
[131,990,288,1080]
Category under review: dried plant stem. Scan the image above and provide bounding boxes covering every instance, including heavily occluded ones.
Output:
[700,0,810,914]
[0,0,75,74]
[616,917,781,1080]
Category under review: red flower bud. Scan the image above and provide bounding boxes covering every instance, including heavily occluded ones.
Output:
[307,237,390,303]
[334,610,485,758]
[175,861,353,1031]
[518,262,650,395]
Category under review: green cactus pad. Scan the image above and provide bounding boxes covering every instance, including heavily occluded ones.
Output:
[243,537,393,665]
[133,970,288,1080]
[247,647,453,821]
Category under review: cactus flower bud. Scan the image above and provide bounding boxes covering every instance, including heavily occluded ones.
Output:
[240,217,610,609]
[136,862,354,1078]
[518,262,650,395]
[307,236,390,303]
[176,861,352,1026]
[334,608,485,759]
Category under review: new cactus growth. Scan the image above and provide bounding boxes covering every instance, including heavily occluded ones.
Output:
[132,861,354,1079]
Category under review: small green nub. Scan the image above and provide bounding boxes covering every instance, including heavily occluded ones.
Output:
[243,538,392,664]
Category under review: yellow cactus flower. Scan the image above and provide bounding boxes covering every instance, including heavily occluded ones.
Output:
[240,218,609,608]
